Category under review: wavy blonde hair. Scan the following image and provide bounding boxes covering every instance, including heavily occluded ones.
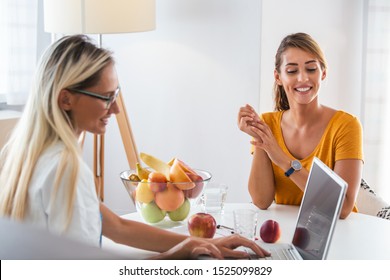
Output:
[0,35,113,229]
[273,33,328,111]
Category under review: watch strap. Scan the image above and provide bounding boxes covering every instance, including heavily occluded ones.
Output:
[284,167,295,177]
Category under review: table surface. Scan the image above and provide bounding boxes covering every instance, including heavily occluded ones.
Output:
[102,203,390,260]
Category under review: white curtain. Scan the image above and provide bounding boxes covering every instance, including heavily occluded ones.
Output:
[376,0,390,202]
[0,0,38,105]
[362,0,390,201]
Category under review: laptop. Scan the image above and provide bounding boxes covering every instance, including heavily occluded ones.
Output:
[243,157,347,260]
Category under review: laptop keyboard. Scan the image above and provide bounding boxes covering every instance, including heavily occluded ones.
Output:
[240,245,299,260]
[260,247,295,260]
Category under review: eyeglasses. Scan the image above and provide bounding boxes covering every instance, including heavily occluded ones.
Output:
[69,86,120,109]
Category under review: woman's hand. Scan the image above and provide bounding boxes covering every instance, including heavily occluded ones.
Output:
[238,104,261,139]
[237,103,286,168]
[150,237,223,260]
[250,119,288,168]
[210,234,270,259]
[150,234,270,260]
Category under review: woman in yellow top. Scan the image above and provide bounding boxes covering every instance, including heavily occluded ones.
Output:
[238,33,363,219]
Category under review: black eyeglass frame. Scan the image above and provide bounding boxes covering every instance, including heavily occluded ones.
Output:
[68,86,120,109]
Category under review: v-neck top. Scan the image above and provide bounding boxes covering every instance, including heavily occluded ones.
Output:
[258,110,363,207]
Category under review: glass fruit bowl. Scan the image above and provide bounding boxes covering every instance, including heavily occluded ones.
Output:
[120,168,212,227]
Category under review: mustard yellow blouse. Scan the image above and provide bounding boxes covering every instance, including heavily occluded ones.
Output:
[255,110,363,209]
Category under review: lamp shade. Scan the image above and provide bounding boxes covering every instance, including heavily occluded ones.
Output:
[43,0,155,34]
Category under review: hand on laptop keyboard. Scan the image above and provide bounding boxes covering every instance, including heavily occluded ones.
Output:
[237,246,297,260]
[230,246,273,260]
[208,234,271,259]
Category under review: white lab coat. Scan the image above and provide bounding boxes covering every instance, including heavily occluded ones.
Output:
[25,142,101,247]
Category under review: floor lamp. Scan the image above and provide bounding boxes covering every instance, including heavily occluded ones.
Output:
[43,0,156,200]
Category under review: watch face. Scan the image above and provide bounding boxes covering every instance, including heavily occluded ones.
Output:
[292,160,302,170]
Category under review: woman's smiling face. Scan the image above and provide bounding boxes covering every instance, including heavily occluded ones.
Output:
[274,47,326,109]
[67,63,120,136]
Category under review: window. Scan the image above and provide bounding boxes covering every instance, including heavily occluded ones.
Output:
[362,0,390,201]
[0,0,38,106]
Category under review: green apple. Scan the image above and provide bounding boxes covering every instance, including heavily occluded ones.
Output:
[168,198,191,221]
[141,202,166,223]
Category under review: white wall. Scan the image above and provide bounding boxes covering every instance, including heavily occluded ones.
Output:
[259,0,364,116]
[83,0,365,215]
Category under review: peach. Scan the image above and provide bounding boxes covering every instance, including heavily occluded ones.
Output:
[148,171,167,193]
[169,159,195,190]
[155,183,185,211]
[260,219,281,243]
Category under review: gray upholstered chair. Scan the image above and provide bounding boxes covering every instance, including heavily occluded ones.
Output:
[356,179,390,220]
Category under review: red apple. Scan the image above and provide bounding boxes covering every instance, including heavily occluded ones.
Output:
[148,171,167,193]
[188,213,216,238]
[260,219,281,243]
[183,172,204,198]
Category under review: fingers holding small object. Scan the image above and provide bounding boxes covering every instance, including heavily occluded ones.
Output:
[250,125,266,140]
[251,122,272,140]
[239,105,258,119]
[238,111,254,125]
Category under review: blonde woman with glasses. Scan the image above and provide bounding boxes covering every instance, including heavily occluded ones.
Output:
[0,35,269,259]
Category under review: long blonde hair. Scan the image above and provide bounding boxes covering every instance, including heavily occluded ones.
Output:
[273,33,327,111]
[0,35,113,228]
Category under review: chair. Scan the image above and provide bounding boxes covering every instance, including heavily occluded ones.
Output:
[356,179,390,220]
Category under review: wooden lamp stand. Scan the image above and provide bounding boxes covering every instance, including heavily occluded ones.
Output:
[94,92,140,201]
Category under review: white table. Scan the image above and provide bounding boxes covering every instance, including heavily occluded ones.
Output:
[102,203,390,259]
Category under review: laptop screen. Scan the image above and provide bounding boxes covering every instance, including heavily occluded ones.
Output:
[292,158,347,260]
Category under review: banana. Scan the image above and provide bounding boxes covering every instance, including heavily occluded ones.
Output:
[128,173,141,181]
[140,152,171,180]
[136,163,151,180]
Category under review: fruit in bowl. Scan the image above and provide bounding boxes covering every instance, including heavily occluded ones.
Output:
[120,152,212,225]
